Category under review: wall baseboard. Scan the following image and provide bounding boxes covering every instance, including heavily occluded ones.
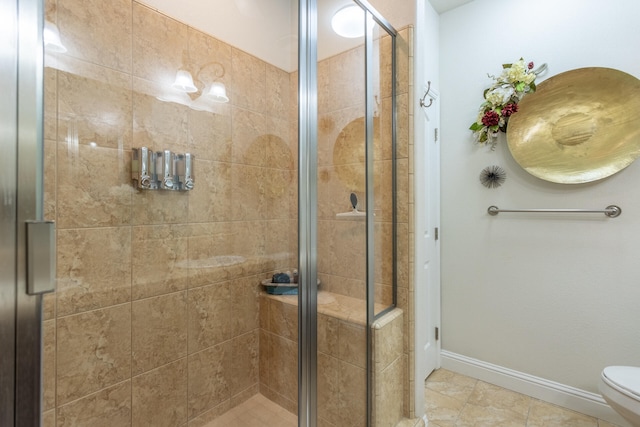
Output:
[440,350,631,427]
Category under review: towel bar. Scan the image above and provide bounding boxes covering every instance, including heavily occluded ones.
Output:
[487,205,621,218]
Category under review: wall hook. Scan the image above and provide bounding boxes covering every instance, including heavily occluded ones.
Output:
[419,81,433,108]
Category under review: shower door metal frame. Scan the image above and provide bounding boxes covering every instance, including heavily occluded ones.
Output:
[298,0,397,425]
[357,1,398,426]
[298,0,318,426]
[1,0,48,425]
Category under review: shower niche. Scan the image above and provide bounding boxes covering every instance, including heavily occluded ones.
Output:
[131,147,195,191]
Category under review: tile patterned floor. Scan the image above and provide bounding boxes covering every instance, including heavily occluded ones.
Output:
[202,394,297,427]
[425,369,622,427]
[203,369,624,427]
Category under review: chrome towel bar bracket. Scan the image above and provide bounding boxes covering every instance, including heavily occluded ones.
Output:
[487,205,622,218]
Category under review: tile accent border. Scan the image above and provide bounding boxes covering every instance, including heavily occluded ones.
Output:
[440,350,630,427]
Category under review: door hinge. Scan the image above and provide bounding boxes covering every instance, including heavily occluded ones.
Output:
[435,227,439,241]
[435,327,439,341]
[434,128,439,142]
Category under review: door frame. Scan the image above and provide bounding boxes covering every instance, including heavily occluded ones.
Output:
[1,0,48,425]
[413,0,442,419]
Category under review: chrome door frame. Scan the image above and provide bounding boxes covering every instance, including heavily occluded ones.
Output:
[0,0,20,423]
[1,0,47,425]
[298,0,318,426]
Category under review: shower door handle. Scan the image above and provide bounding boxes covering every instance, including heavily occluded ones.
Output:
[25,221,56,295]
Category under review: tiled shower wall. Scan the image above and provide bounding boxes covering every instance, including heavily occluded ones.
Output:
[41,0,415,425]
[42,0,296,425]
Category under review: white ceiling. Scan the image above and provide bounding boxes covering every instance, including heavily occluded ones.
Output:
[139,0,474,72]
[428,0,475,14]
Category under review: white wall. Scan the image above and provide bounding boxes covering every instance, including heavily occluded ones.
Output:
[440,0,640,394]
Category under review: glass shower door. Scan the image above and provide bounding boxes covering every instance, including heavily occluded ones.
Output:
[42,0,301,426]
[315,1,397,425]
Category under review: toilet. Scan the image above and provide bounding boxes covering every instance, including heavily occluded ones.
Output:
[599,366,640,426]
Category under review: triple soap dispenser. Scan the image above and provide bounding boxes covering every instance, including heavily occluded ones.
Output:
[132,147,195,191]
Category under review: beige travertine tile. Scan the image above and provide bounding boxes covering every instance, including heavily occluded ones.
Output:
[467,381,531,418]
[188,344,229,418]
[263,219,296,270]
[56,304,131,405]
[187,222,243,287]
[131,225,189,300]
[56,144,132,229]
[57,380,131,427]
[258,329,272,388]
[188,107,232,163]
[598,420,623,427]
[456,402,527,427]
[231,106,267,166]
[374,221,394,288]
[56,227,131,316]
[43,63,57,140]
[426,369,478,402]
[132,3,187,85]
[338,360,366,427]
[318,46,365,114]
[187,400,231,427]
[131,189,190,226]
[329,220,366,281]
[57,0,132,72]
[230,382,258,408]
[43,293,56,323]
[231,164,267,221]
[375,356,404,427]
[269,334,297,403]
[265,63,290,120]
[225,331,259,397]
[43,320,56,411]
[187,160,232,223]
[268,298,298,342]
[373,309,403,371]
[425,388,465,427]
[338,320,366,369]
[132,85,189,154]
[318,353,340,425]
[395,28,410,96]
[231,48,266,113]
[396,92,410,160]
[132,358,188,427]
[527,399,598,427]
[43,138,56,222]
[318,313,339,356]
[57,67,132,151]
[396,157,409,223]
[131,291,187,375]
[230,221,267,275]
[188,281,232,353]
[42,409,55,427]
[229,276,260,336]
[397,222,409,289]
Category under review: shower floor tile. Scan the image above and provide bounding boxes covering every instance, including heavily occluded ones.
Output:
[202,394,297,427]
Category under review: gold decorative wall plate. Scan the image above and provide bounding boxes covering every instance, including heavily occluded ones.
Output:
[506,67,640,183]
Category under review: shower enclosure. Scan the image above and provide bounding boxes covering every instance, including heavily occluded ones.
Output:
[0,0,411,425]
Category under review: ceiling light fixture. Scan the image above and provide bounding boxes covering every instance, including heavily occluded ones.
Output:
[331,4,373,38]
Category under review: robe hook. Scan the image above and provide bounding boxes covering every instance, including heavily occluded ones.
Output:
[419,81,433,108]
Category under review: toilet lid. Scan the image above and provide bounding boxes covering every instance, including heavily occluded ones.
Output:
[603,366,640,399]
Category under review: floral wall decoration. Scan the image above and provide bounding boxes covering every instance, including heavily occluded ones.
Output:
[470,59,547,149]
